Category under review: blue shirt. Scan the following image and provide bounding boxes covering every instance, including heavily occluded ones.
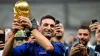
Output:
[12,42,65,56]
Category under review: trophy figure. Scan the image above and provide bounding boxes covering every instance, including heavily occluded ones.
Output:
[13,0,30,46]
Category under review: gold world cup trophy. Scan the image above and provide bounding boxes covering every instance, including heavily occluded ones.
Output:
[13,0,30,46]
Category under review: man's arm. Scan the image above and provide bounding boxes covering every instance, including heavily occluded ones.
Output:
[19,16,54,52]
[3,19,24,56]
[31,29,54,52]
[2,32,15,56]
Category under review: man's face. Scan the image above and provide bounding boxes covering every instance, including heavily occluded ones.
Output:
[95,25,100,43]
[67,35,75,44]
[55,23,64,37]
[77,29,90,45]
[39,18,55,39]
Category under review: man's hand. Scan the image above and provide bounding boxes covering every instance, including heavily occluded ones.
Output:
[78,44,88,56]
[69,44,80,56]
[69,44,88,56]
[12,19,24,34]
[0,41,4,49]
[89,22,99,32]
[19,16,32,29]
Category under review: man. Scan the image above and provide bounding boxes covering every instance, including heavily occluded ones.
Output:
[0,28,5,56]
[95,24,100,56]
[67,25,95,56]
[67,34,75,45]
[51,20,67,46]
[95,24,100,45]
[3,15,65,56]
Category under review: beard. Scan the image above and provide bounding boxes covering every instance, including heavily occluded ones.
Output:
[79,40,88,46]
[55,32,63,40]
[41,29,54,40]
[56,36,63,40]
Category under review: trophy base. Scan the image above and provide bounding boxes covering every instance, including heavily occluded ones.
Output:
[15,37,28,41]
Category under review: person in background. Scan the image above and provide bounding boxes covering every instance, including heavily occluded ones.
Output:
[89,21,99,32]
[67,25,95,56]
[67,34,75,46]
[26,31,36,43]
[65,34,75,55]
[51,20,67,46]
[95,24,100,56]
[0,28,5,56]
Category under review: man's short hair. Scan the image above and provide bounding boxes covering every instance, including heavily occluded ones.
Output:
[78,25,91,33]
[40,15,56,25]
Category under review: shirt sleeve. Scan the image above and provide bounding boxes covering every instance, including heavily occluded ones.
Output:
[52,42,66,56]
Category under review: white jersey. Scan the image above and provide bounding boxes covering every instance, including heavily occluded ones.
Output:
[0,50,3,56]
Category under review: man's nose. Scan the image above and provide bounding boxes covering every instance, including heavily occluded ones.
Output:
[47,25,51,29]
[80,35,84,39]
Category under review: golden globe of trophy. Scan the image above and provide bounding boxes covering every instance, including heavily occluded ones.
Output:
[13,0,30,46]
[14,0,30,19]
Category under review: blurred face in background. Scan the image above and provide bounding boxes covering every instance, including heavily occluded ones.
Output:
[95,24,100,44]
[67,34,75,44]
[28,34,36,43]
[77,29,90,46]
[55,23,64,39]
[39,19,55,39]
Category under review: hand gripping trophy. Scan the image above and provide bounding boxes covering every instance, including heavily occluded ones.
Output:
[13,0,30,46]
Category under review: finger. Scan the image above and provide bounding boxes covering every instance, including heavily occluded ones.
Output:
[80,46,86,49]
[0,44,5,46]
[73,47,80,51]
[0,46,4,48]
[95,22,99,25]
[0,44,5,48]
[0,41,3,43]
[21,19,30,23]
[71,47,80,52]
[90,25,98,31]
[73,43,79,47]
[73,50,80,54]
[78,44,84,47]
[12,26,23,30]
[90,24,97,28]
[12,23,21,26]
[19,16,26,19]
[21,23,29,25]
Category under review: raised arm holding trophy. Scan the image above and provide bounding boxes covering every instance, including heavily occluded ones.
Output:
[13,0,31,46]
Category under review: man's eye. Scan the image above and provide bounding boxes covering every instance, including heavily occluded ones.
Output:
[97,30,100,33]
[50,24,55,28]
[43,24,48,27]
[79,33,82,36]
[84,33,88,36]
